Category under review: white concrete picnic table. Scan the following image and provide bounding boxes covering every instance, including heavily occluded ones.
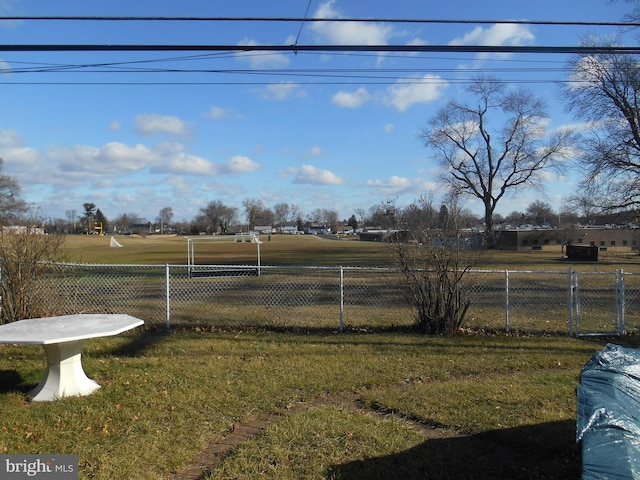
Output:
[0,314,144,401]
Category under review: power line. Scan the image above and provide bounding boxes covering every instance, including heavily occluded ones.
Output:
[0,16,638,28]
[293,1,314,49]
[1,44,640,54]
[0,79,568,86]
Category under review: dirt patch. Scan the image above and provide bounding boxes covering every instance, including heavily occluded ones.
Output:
[166,392,463,480]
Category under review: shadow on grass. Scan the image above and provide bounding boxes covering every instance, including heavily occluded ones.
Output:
[328,420,580,480]
[96,326,173,358]
[0,369,34,394]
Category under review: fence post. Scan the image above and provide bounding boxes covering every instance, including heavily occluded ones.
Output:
[618,269,626,335]
[166,264,171,329]
[574,270,582,336]
[339,266,344,332]
[567,267,573,336]
[504,270,510,333]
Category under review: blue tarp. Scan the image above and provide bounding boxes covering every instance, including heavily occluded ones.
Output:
[577,343,640,479]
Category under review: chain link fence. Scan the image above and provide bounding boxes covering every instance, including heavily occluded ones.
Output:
[23,263,640,335]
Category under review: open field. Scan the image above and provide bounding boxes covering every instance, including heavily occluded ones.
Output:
[44,233,640,335]
[63,233,640,271]
[0,330,619,479]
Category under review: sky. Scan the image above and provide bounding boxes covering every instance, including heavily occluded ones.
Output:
[0,0,637,225]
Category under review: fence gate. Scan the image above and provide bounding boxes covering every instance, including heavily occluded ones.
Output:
[572,270,625,337]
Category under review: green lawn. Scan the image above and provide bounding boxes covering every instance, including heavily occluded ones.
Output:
[0,330,613,479]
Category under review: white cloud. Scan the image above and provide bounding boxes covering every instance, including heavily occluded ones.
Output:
[204,106,242,120]
[448,23,536,64]
[262,82,306,101]
[406,38,428,47]
[0,129,23,147]
[2,141,160,187]
[96,142,157,168]
[47,143,156,176]
[24,140,255,182]
[202,180,247,197]
[449,23,534,47]
[311,0,393,45]
[284,164,343,185]
[3,147,40,172]
[236,38,290,69]
[218,155,260,174]
[365,176,437,196]
[332,87,371,108]
[3,141,159,188]
[383,123,394,133]
[385,75,449,112]
[165,176,194,197]
[134,114,189,136]
[154,153,260,176]
[567,55,615,91]
[162,153,215,175]
[109,121,121,131]
[305,146,323,157]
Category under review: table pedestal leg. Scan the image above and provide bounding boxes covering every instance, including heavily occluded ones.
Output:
[28,340,100,401]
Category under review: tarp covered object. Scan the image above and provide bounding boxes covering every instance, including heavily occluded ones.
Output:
[577,343,640,479]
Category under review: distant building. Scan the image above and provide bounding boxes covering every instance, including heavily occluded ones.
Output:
[495,227,640,251]
[279,225,300,234]
[253,226,274,234]
[358,230,412,243]
[304,223,331,235]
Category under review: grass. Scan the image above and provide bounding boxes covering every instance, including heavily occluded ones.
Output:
[3,234,640,477]
[0,330,616,479]
[63,233,640,272]
[62,234,397,267]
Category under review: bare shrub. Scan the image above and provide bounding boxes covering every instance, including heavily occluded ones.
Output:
[392,196,480,334]
[0,226,67,323]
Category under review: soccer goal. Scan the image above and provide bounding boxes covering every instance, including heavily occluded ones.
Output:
[187,235,261,278]
[110,236,123,248]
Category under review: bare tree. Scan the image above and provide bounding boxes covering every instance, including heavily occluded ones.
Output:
[65,209,77,233]
[273,203,290,227]
[274,202,302,226]
[526,200,555,226]
[111,212,143,234]
[420,76,576,248]
[197,200,237,234]
[622,1,640,24]
[368,203,395,230]
[562,38,640,212]
[309,208,339,230]
[256,207,275,227]
[0,158,27,224]
[157,206,174,234]
[354,208,368,227]
[242,198,264,230]
[565,192,597,224]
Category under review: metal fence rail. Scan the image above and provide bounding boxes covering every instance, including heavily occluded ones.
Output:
[28,263,640,336]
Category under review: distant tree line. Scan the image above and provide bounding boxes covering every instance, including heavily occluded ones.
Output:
[38,193,640,239]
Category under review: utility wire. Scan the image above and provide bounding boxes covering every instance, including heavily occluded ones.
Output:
[0,16,638,27]
[294,0,313,51]
[1,44,640,54]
